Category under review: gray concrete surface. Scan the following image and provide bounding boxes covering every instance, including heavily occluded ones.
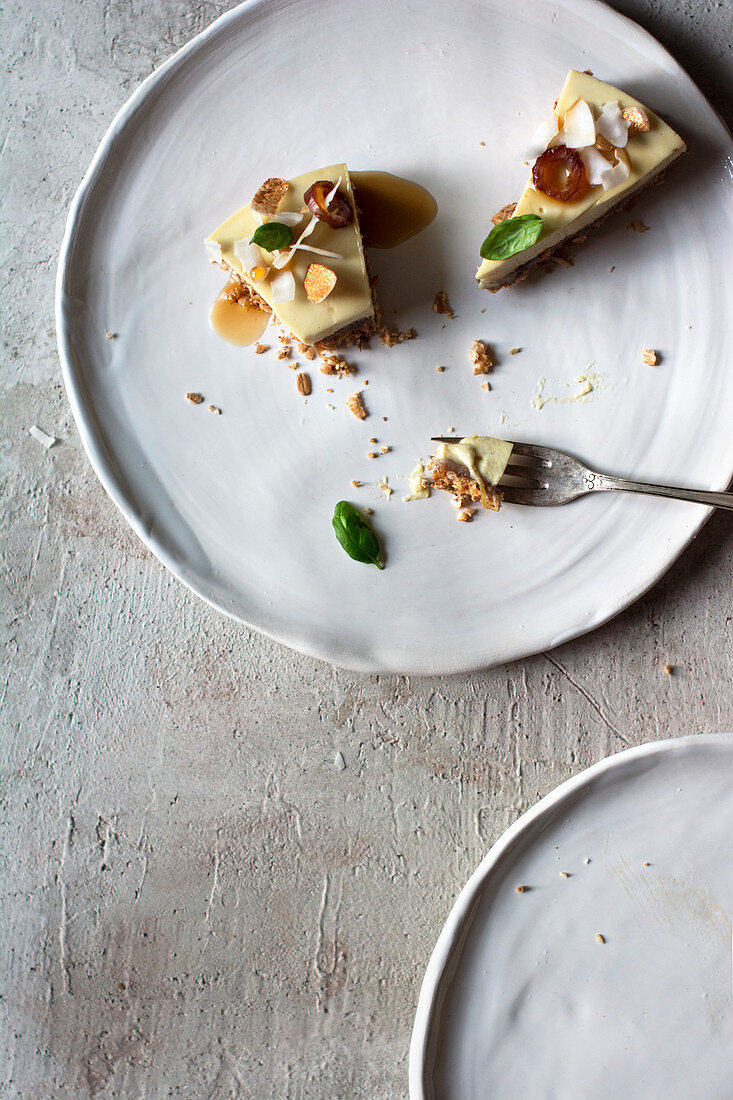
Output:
[2,2,732,1097]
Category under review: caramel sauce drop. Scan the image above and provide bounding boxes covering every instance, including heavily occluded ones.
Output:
[351,171,437,248]
[209,283,270,346]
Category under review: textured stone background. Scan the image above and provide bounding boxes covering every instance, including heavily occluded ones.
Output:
[2,2,732,1097]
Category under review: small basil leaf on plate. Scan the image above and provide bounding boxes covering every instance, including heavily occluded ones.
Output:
[332,501,384,570]
[480,214,543,260]
[251,222,294,252]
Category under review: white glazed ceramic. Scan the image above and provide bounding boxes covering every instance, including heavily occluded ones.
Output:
[410,734,733,1099]
[56,0,733,673]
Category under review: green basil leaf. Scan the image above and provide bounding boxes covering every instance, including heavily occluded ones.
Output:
[332,501,384,570]
[251,222,294,252]
[480,214,543,260]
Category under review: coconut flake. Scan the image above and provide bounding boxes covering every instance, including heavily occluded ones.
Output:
[595,101,630,148]
[561,99,596,149]
[292,244,344,260]
[271,210,304,227]
[269,268,296,304]
[204,238,223,264]
[29,425,56,448]
[325,176,342,207]
[598,153,630,190]
[580,145,613,186]
[233,238,269,281]
[523,114,559,159]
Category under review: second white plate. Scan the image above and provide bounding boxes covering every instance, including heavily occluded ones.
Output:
[57,0,733,672]
[410,734,733,1099]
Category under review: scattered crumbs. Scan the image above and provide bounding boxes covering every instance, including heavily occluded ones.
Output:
[457,508,475,523]
[432,290,454,319]
[367,451,378,459]
[277,332,290,344]
[436,365,445,373]
[381,416,388,422]
[104,331,117,340]
[378,475,392,500]
[334,751,346,772]
[303,346,317,361]
[595,933,606,945]
[326,403,335,410]
[254,343,269,354]
[185,392,204,405]
[515,885,527,894]
[480,382,491,392]
[627,220,649,233]
[642,348,659,367]
[28,425,56,448]
[276,347,291,361]
[608,265,615,273]
[363,379,369,386]
[350,480,363,488]
[287,362,298,371]
[499,412,506,425]
[369,437,377,444]
[380,445,390,454]
[346,391,368,420]
[663,663,673,676]
[296,372,312,396]
[320,353,356,376]
[362,507,373,515]
[207,404,222,415]
[584,857,591,865]
[447,426,455,433]
[560,871,570,879]
[326,387,334,393]
[480,308,486,314]
[553,846,559,850]
[643,861,651,867]
[379,325,417,347]
[470,339,494,375]
[479,140,486,146]
[117,981,125,991]
[509,347,521,355]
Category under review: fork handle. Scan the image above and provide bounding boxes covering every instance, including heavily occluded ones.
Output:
[592,473,733,511]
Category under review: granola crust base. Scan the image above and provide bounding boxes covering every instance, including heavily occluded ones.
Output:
[482,161,678,293]
[429,462,503,512]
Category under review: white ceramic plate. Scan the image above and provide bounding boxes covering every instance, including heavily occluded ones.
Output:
[410,734,733,1099]
[57,0,733,674]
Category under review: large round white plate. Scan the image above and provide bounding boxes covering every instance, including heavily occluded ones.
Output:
[410,734,733,1099]
[57,0,733,674]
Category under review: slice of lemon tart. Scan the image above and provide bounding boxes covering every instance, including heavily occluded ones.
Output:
[476,70,686,292]
[206,163,377,349]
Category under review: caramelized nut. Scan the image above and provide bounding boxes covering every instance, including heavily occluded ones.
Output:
[304,263,338,304]
[251,177,289,215]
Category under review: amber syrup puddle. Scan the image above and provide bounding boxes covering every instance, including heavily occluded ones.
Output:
[351,171,437,248]
[209,281,270,346]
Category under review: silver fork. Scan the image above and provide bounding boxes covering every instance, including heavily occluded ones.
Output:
[431,439,733,510]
